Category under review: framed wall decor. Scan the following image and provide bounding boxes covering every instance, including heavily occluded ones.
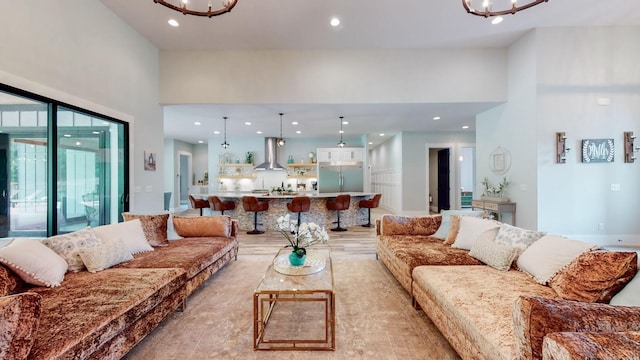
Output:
[144,151,156,171]
[581,139,614,163]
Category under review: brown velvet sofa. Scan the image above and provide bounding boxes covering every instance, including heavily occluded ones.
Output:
[0,216,239,360]
[376,214,640,360]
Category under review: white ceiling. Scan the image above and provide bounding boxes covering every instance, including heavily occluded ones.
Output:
[99,0,640,145]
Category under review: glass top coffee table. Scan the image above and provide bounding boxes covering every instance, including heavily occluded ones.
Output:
[253,246,335,351]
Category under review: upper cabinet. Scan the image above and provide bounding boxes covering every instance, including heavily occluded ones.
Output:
[317,147,364,163]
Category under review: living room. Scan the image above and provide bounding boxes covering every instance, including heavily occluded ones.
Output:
[0,1,639,359]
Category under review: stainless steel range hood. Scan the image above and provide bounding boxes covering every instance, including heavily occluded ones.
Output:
[254,137,285,170]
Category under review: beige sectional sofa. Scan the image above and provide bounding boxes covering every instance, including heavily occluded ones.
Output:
[376,213,640,360]
[0,214,238,360]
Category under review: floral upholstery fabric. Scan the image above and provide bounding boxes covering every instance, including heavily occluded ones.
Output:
[542,331,640,360]
[549,251,637,303]
[412,265,559,360]
[122,212,170,247]
[41,227,101,272]
[380,214,441,236]
[0,264,24,297]
[494,223,545,261]
[513,295,640,360]
[0,292,41,360]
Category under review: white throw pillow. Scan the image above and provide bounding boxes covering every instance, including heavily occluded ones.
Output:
[516,234,599,285]
[92,219,154,255]
[41,227,102,272]
[0,238,68,287]
[451,216,501,250]
[79,237,133,273]
[432,210,484,239]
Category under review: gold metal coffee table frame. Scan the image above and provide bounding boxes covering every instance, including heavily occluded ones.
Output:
[253,247,335,351]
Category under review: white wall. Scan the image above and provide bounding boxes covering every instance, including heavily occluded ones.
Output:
[0,0,163,212]
[160,49,507,105]
[370,134,403,212]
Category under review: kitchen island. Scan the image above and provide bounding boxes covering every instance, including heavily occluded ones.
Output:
[193,192,377,231]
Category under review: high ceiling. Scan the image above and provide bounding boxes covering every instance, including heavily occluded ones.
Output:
[100,0,640,145]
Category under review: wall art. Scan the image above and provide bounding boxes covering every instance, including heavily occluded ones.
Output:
[144,151,156,171]
[581,139,614,163]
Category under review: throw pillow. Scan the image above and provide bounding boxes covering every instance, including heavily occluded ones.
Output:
[78,237,133,273]
[443,215,461,245]
[469,237,518,271]
[172,215,232,238]
[0,238,68,287]
[41,227,102,272]
[516,235,599,285]
[0,292,42,360]
[92,219,154,255]
[550,251,638,303]
[451,216,501,251]
[432,210,483,240]
[494,223,545,261]
[122,212,170,246]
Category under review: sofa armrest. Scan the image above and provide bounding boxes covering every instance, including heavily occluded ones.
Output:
[513,295,640,360]
[542,331,640,360]
[375,219,381,236]
[380,214,442,236]
[230,219,239,238]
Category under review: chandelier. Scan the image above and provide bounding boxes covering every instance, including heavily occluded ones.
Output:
[337,116,346,148]
[277,113,286,147]
[462,0,549,18]
[153,0,238,18]
[221,116,230,149]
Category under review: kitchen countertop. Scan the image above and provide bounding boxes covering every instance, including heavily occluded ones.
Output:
[198,192,376,199]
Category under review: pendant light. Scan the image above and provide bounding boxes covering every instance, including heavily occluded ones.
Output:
[337,116,346,148]
[277,113,286,147]
[221,116,230,149]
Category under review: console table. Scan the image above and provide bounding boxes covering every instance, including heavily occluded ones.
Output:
[471,199,516,225]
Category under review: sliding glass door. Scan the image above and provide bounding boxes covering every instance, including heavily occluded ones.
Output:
[0,86,128,238]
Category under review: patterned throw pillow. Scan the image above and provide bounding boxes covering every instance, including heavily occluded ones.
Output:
[79,237,133,273]
[494,223,545,261]
[550,251,637,303]
[469,237,518,271]
[122,213,170,247]
[41,227,102,272]
[0,238,68,287]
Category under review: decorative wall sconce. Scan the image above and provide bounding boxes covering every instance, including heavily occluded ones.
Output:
[624,131,637,163]
[556,132,570,163]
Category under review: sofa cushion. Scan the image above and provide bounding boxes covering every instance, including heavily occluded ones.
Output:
[542,331,640,360]
[0,264,25,297]
[451,216,501,250]
[380,215,442,237]
[494,223,545,261]
[122,212,170,247]
[172,215,232,238]
[41,227,102,272]
[549,251,637,303]
[432,210,483,239]
[0,292,42,360]
[610,255,640,307]
[92,219,154,255]
[78,236,133,273]
[0,238,68,287]
[516,235,598,285]
[26,268,185,360]
[469,237,518,271]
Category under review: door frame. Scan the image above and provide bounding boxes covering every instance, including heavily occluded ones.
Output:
[425,142,456,211]
[177,151,192,205]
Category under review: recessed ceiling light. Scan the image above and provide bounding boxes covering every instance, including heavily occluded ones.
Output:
[168,19,179,27]
[296,130,302,134]
[198,140,204,144]
[214,131,220,135]
[462,125,470,129]
[342,121,349,125]
[194,122,201,125]
[256,131,262,134]
[330,17,340,27]
[368,142,373,145]
[75,141,82,146]
[433,116,441,120]
[244,122,251,126]
[339,130,344,134]
[491,16,503,25]
[379,133,385,136]
[291,121,298,125]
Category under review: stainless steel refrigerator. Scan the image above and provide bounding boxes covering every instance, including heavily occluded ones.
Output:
[318,164,364,193]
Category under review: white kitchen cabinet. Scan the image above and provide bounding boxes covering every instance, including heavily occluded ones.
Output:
[317,147,364,162]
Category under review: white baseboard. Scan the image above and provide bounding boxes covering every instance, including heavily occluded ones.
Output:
[565,234,640,248]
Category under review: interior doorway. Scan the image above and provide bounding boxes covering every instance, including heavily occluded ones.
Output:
[428,147,451,213]
[178,153,191,206]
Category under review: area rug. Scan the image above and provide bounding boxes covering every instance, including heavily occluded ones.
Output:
[124,256,460,360]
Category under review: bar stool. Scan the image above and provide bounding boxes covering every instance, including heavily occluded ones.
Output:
[325,194,350,232]
[188,195,208,216]
[286,196,311,228]
[208,195,236,215]
[358,194,381,227]
[242,196,269,234]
